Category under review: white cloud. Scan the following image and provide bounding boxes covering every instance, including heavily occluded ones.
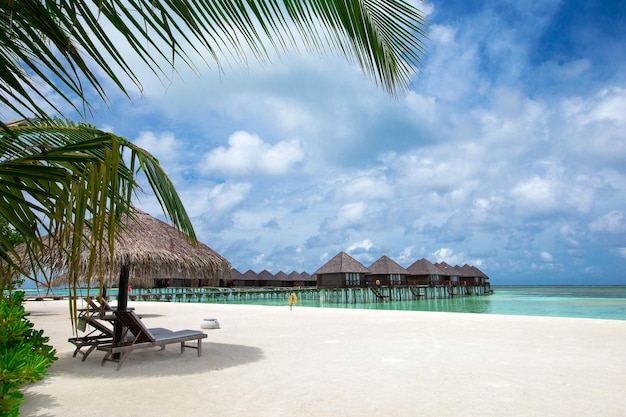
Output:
[589,211,626,234]
[396,246,416,265]
[199,131,303,176]
[347,239,373,253]
[430,24,457,44]
[332,172,393,202]
[134,131,181,169]
[324,202,367,230]
[430,248,463,266]
[511,176,559,215]
[540,251,553,262]
[208,182,251,213]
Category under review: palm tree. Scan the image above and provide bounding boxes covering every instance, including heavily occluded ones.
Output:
[0,1,428,300]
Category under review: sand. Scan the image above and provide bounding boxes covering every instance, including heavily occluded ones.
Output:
[20,300,626,417]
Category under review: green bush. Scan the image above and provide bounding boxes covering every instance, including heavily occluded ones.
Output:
[0,291,57,416]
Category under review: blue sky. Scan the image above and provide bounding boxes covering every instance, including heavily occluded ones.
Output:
[30,1,626,284]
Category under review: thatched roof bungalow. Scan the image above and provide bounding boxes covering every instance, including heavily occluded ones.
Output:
[314,252,370,288]
[271,271,289,287]
[257,269,275,287]
[406,258,446,286]
[366,255,409,286]
[468,265,490,286]
[230,268,248,287]
[288,271,302,286]
[435,262,459,285]
[242,269,260,287]
[456,264,481,286]
[300,271,316,287]
[287,271,315,287]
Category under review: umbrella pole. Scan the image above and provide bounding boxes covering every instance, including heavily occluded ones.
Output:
[113,263,130,359]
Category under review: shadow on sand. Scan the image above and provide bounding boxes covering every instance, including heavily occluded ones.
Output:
[50,341,264,378]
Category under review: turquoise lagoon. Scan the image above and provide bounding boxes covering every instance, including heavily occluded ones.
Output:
[206,286,626,321]
[19,286,626,321]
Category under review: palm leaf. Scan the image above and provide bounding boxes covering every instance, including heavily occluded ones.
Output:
[0,121,193,301]
[1,0,428,120]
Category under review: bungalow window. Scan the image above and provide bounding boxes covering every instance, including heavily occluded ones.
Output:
[390,274,401,285]
[345,273,360,286]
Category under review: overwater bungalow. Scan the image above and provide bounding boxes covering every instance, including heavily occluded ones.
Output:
[288,271,302,287]
[273,271,290,287]
[435,262,459,286]
[230,268,247,287]
[366,255,409,286]
[314,252,370,288]
[300,272,316,287]
[406,258,446,286]
[257,269,275,287]
[242,269,260,287]
[469,265,491,291]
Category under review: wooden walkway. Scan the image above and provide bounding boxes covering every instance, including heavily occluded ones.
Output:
[126,284,493,305]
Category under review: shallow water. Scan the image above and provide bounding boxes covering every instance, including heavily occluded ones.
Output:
[205,286,626,321]
[19,286,626,321]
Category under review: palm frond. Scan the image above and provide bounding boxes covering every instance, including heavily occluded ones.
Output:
[0,121,194,297]
[1,0,428,120]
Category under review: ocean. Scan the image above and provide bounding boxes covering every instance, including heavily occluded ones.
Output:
[204,286,626,321]
[19,286,626,321]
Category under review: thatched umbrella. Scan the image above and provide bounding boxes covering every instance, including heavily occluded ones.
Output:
[17,210,231,298]
[18,209,231,349]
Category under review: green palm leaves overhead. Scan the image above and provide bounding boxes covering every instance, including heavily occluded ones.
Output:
[1,0,427,121]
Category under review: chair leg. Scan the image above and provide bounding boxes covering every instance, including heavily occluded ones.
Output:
[116,351,131,371]
[83,345,98,361]
[101,351,112,366]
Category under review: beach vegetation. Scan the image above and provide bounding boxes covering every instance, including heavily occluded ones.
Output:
[0,291,57,417]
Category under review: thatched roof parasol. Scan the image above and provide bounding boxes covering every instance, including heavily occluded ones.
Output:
[22,210,231,288]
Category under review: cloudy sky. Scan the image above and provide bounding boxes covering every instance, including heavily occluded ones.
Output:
[67,1,626,284]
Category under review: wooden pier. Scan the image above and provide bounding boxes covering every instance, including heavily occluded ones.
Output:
[124,284,493,305]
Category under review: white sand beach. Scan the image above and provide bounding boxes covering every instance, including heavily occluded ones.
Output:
[21,300,626,417]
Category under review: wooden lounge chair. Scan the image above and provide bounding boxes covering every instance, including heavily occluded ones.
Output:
[70,301,161,362]
[98,310,207,370]
[68,314,116,361]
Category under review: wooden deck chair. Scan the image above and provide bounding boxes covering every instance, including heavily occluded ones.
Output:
[71,297,155,362]
[98,310,207,370]
[68,315,115,361]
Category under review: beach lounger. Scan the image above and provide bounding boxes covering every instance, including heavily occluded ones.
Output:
[68,315,115,361]
[98,310,207,370]
[68,296,123,360]
[68,314,173,362]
